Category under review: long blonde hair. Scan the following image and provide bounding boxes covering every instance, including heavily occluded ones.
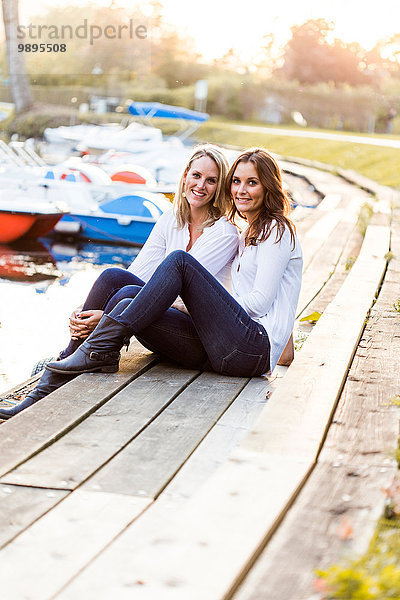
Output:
[226,148,295,247]
[174,144,230,229]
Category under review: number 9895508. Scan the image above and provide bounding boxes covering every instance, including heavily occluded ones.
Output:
[17,43,67,52]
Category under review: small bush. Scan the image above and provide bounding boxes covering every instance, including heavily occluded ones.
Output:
[1,104,75,139]
[345,256,356,271]
[0,105,131,139]
[357,202,374,237]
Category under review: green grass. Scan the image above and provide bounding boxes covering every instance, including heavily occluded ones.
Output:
[317,519,400,599]
[185,119,400,189]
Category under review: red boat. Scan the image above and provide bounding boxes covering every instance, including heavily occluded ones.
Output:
[0,201,67,244]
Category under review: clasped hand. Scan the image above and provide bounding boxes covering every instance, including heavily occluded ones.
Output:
[69,309,104,340]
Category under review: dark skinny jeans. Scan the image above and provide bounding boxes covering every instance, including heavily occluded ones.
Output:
[62,266,206,368]
[106,251,270,377]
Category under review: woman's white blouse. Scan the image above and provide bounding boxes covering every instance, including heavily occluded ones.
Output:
[128,209,239,287]
[231,224,303,371]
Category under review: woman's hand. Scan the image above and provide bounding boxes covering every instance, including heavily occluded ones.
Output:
[69,310,104,340]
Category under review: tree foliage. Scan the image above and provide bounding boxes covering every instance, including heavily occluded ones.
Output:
[278,19,381,86]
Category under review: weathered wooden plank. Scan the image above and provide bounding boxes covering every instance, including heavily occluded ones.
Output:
[291,193,342,250]
[232,462,397,600]
[1,363,199,490]
[53,456,311,600]
[338,167,400,207]
[0,489,150,600]
[244,222,390,461]
[299,212,364,320]
[300,210,343,270]
[0,341,156,478]
[299,187,365,274]
[296,218,355,317]
[0,483,67,549]
[162,371,287,502]
[318,217,400,468]
[279,160,341,193]
[82,371,249,498]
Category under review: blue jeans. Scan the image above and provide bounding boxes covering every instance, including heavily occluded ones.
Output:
[108,251,270,377]
[62,268,145,357]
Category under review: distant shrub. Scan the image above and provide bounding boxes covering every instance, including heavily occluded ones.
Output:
[357,202,374,237]
[0,104,131,139]
[2,104,75,138]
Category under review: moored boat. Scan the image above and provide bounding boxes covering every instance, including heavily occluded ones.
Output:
[0,199,68,244]
[53,190,171,246]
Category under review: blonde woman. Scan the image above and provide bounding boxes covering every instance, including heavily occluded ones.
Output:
[0,145,238,419]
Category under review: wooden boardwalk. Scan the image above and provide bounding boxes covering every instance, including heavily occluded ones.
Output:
[0,162,399,599]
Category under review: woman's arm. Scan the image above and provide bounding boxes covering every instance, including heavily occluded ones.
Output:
[190,221,239,277]
[237,229,293,318]
[127,211,170,281]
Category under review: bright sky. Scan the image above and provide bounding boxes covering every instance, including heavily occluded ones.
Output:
[156,0,400,60]
[18,0,400,61]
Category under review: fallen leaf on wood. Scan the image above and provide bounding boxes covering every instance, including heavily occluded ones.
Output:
[300,311,322,323]
[337,515,354,540]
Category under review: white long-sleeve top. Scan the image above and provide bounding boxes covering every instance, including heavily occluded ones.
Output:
[128,209,239,287]
[231,223,303,372]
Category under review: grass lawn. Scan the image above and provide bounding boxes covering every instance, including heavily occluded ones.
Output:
[188,119,400,189]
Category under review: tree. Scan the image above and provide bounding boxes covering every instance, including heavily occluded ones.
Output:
[1,0,33,112]
[278,19,370,87]
[278,19,334,84]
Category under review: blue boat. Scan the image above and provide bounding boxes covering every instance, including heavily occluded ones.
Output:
[128,102,209,122]
[52,189,172,246]
[128,101,209,143]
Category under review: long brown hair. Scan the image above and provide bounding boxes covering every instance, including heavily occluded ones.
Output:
[174,144,230,229]
[226,148,295,247]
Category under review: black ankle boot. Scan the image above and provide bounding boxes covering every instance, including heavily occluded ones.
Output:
[46,314,131,375]
[0,369,76,420]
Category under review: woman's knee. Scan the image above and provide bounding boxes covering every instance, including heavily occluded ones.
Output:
[108,297,133,317]
[165,250,199,272]
[96,267,127,287]
[166,249,186,264]
[105,285,142,313]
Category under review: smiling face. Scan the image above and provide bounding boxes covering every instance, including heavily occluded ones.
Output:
[231,160,265,223]
[183,156,219,212]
